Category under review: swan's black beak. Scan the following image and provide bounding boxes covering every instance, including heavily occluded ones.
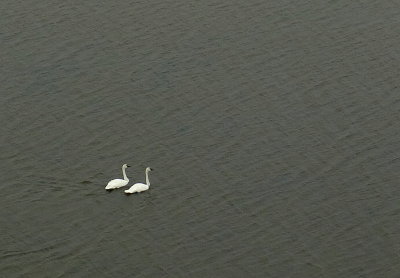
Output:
[127,165,131,167]
[150,168,154,171]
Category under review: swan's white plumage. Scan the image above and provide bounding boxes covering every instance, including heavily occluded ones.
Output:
[125,167,152,194]
[106,178,129,189]
[105,164,130,190]
[124,182,149,193]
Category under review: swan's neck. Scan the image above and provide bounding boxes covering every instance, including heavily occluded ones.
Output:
[145,170,150,186]
[122,167,128,181]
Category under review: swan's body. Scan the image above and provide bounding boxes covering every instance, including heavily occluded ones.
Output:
[125,167,153,194]
[125,182,149,193]
[105,164,130,190]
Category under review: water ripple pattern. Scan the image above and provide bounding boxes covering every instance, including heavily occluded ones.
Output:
[1,0,400,277]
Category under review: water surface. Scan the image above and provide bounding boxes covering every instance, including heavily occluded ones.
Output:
[1,0,400,277]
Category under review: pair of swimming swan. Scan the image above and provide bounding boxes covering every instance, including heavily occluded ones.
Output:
[105,164,153,194]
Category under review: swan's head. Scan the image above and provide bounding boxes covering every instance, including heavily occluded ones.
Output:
[123,164,131,168]
[146,167,153,172]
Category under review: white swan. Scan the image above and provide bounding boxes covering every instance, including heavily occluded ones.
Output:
[105,164,131,190]
[125,167,153,194]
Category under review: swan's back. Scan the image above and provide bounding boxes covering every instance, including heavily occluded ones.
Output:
[125,183,149,194]
[105,179,129,190]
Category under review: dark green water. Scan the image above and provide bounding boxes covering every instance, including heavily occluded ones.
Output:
[1,1,400,277]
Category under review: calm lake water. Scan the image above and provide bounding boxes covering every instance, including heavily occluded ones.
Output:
[1,1,400,277]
